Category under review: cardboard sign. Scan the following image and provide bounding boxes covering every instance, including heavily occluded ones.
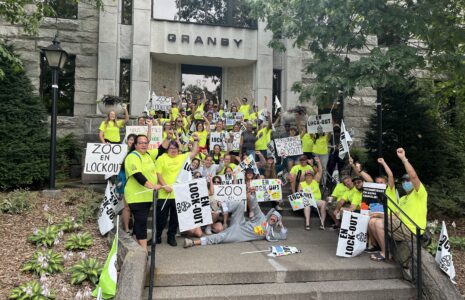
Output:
[307,114,333,134]
[152,95,172,112]
[98,181,118,235]
[230,132,242,151]
[219,174,234,185]
[336,211,370,257]
[274,136,303,157]
[251,179,282,202]
[288,192,316,211]
[214,184,247,202]
[234,154,260,175]
[210,132,227,151]
[435,221,456,283]
[362,182,386,204]
[84,143,127,175]
[173,178,212,232]
[176,155,193,183]
[125,125,163,149]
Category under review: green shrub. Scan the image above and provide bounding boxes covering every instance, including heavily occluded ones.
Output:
[449,236,465,251]
[65,232,93,251]
[9,280,55,299]
[22,249,64,276]
[0,189,35,214]
[69,258,103,285]
[426,176,465,217]
[56,133,82,180]
[28,225,61,248]
[76,189,101,223]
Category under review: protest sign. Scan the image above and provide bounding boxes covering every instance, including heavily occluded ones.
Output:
[267,141,276,158]
[288,192,312,211]
[152,95,171,112]
[98,181,118,235]
[173,179,212,232]
[251,179,282,202]
[336,211,370,257]
[234,154,260,175]
[176,156,193,183]
[235,172,245,184]
[307,114,333,134]
[210,132,227,151]
[230,132,242,151]
[436,221,456,283]
[219,174,234,185]
[125,125,163,149]
[362,182,386,204]
[274,136,303,157]
[214,184,247,202]
[84,143,127,175]
[338,120,352,159]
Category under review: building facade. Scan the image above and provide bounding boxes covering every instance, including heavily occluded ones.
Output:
[0,0,377,145]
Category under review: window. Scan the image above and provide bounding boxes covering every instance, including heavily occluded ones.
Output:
[119,59,131,104]
[121,0,133,25]
[40,53,76,116]
[181,64,222,102]
[45,0,78,19]
[152,0,257,29]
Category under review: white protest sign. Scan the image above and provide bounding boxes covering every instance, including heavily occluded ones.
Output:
[251,179,282,202]
[152,95,172,112]
[219,174,234,185]
[234,154,260,175]
[125,125,163,149]
[307,114,333,134]
[362,182,386,204]
[173,178,212,232]
[338,120,352,159]
[224,112,235,127]
[84,143,127,175]
[235,172,245,184]
[97,181,118,235]
[288,192,312,211]
[176,155,193,183]
[435,221,456,283]
[214,184,247,202]
[230,132,242,151]
[336,211,370,257]
[235,112,244,123]
[274,136,303,157]
[210,132,227,151]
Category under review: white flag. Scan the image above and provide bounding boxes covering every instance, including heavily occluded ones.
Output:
[274,95,282,115]
[176,155,193,183]
[97,181,117,235]
[338,120,352,159]
[435,221,456,283]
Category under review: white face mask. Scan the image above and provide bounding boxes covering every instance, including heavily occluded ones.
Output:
[402,181,414,193]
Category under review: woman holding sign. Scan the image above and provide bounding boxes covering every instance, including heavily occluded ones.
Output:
[124,135,163,253]
[98,106,129,144]
[298,157,325,230]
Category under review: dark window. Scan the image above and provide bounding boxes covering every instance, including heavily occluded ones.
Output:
[45,0,78,19]
[40,53,76,116]
[153,0,257,29]
[181,64,222,103]
[119,59,132,104]
[272,69,281,117]
[121,0,133,25]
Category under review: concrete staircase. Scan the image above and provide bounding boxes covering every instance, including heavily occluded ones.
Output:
[142,184,416,300]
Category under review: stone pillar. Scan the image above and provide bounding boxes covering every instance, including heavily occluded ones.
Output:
[282,39,304,111]
[130,0,152,115]
[254,21,273,112]
[96,0,119,111]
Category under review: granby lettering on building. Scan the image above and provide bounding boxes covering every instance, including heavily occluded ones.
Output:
[167,34,242,48]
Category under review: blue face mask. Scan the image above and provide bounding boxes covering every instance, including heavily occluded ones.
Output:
[402,181,414,193]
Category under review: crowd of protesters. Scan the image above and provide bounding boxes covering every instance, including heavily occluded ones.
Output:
[99,90,427,262]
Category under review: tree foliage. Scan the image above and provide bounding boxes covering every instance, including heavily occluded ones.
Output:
[249,0,465,105]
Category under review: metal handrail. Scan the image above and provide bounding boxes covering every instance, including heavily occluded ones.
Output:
[381,192,423,300]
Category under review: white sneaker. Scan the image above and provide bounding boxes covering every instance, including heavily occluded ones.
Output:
[205,226,212,235]
[183,238,194,248]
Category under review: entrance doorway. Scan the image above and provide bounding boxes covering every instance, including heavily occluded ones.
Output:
[181,64,222,102]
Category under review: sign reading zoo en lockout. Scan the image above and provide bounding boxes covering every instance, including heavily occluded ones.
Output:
[274,136,303,157]
[306,114,333,134]
[84,143,127,175]
[251,179,282,202]
[336,211,370,257]
[173,178,212,232]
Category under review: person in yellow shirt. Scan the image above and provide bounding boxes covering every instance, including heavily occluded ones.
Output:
[238,97,251,120]
[98,106,129,143]
[124,135,164,252]
[289,155,316,193]
[155,135,200,246]
[298,157,326,230]
[334,176,364,215]
[300,126,314,160]
[312,133,330,185]
[191,117,210,152]
[368,148,427,262]
[255,111,272,157]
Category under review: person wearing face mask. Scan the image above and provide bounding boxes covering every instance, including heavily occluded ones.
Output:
[183,186,287,248]
[368,148,428,262]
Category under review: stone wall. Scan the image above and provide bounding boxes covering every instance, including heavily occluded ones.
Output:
[223,64,254,103]
[151,59,179,97]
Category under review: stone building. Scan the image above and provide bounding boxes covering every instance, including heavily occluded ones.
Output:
[0,0,376,146]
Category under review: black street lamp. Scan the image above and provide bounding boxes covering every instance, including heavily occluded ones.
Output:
[42,34,68,190]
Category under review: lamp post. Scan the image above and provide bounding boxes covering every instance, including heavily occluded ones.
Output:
[42,34,68,190]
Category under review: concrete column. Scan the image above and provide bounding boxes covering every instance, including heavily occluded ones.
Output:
[254,21,273,112]
[130,0,152,115]
[282,38,303,110]
[96,0,119,112]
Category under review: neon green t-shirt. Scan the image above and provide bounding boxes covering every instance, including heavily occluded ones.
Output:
[385,186,398,213]
[155,152,189,199]
[124,151,158,204]
[191,130,209,147]
[313,134,329,155]
[300,180,321,200]
[170,107,179,120]
[331,182,349,201]
[239,104,251,120]
[301,133,314,153]
[290,164,312,176]
[399,183,427,234]
[255,127,272,151]
[99,120,124,143]
[218,163,237,175]
[341,187,362,209]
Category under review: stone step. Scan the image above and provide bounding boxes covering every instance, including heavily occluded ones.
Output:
[144,279,415,300]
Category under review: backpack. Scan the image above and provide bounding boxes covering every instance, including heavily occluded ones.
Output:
[115,151,142,196]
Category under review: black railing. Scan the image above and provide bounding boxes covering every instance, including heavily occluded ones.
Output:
[382,193,423,300]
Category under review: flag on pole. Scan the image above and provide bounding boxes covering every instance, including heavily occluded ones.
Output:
[98,181,117,235]
[338,120,352,159]
[274,95,282,115]
[435,221,456,283]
